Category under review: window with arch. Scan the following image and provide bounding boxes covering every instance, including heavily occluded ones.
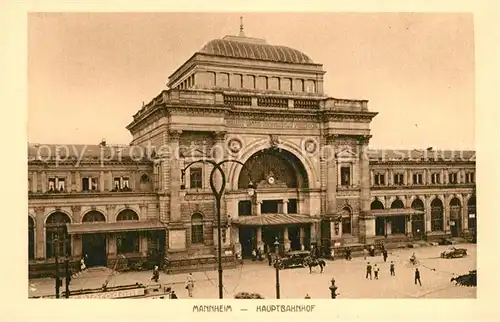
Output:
[116,209,139,254]
[140,174,149,184]
[82,211,106,223]
[341,207,352,234]
[29,216,35,260]
[431,198,444,231]
[191,213,204,244]
[45,212,72,258]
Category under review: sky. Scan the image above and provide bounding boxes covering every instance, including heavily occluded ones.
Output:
[28,12,475,149]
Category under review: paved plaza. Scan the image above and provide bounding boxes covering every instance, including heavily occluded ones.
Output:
[29,244,476,299]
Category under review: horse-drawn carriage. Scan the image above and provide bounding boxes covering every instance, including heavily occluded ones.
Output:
[277,250,310,269]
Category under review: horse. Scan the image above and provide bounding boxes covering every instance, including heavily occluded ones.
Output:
[304,256,326,273]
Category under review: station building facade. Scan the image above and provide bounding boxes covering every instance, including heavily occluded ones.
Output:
[28,30,476,273]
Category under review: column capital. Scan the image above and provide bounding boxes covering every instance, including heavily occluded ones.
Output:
[168,130,182,141]
[71,205,81,212]
[34,206,45,214]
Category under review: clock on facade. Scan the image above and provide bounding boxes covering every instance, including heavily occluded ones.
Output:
[267,176,276,185]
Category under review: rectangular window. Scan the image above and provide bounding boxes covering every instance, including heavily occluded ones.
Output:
[191,224,204,244]
[190,168,203,189]
[112,177,131,191]
[342,217,351,234]
[374,173,385,185]
[82,177,98,191]
[448,172,458,184]
[431,173,441,184]
[117,232,140,254]
[281,78,292,91]
[121,177,130,190]
[48,178,56,191]
[413,173,423,185]
[340,166,351,186]
[466,172,475,183]
[287,199,298,214]
[393,173,404,185]
[238,200,252,216]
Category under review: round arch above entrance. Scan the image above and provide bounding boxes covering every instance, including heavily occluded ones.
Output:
[45,211,72,258]
[371,200,384,210]
[228,138,318,190]
[449,197,462,237]
[82,210,106,223]
[391,199,404,209]
[116,209,139,221]
[237,148,309,189]
[411,198,425,210]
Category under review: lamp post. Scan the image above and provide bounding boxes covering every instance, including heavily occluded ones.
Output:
[273,237,281,299]
[181,159,255,299]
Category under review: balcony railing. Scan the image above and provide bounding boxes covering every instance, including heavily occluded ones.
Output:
[223,95,252,106]
[257,97,288,108]
[294,99,320,109]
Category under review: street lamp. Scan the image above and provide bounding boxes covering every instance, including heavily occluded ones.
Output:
[273,237,281,299]
[180,159,255,299]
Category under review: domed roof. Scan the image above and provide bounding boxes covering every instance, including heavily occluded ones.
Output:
[198,36,314,64]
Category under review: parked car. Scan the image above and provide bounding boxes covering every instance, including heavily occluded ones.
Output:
[440,246,467,258]
[278,250,310,269]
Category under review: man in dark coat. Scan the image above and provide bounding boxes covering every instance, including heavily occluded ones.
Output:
[329,279,339,299]
[366,262,372,279]
[382,249,388,262]
[415,268,422,286]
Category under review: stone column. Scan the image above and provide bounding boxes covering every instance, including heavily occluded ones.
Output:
[425,196,432,233]
[282,200,288,215]
[440,169,445,184]
[72,205,82,258]
[283,227,290,251]
[41,172,47,193]
[255,200,262,216]
[385,169,389,186]
[443,195,450,233]
[408,169,413,185]
[108,235,117,256]
[326,135,337,213]
[423,169,427,185]
[406,216,412,236]
[169,130,182,222]
[299,227,305,248]
[32,172,38,192]
[107,171,114,191]
[461,203,469,232]
[256,227,264,250]
[444,169,449,184]
[99,171,105,192]
[139,203,148,220]
[34,207,45,259]
[358,136,374,242]
[140,234,148,256]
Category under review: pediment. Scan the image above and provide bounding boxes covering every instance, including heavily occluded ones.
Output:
[179,147,207,158]
[335,147,357,159]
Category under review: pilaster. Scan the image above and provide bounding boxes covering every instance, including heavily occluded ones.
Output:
[169,130,182,222]
[34,206,45,259]
[326,135,337,213]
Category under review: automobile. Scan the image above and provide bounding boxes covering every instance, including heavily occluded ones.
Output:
[277,250,310,269]
[440,246,467,259]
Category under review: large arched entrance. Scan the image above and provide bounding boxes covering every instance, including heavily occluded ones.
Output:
[81,211,107,267]
[390,199,406,235]
[237,148,311,254]
[449,197,462,237]
[467,196,476,235]
[29,216,35,260]
[411,198,425,237]
[430,198,444,232]
[372,200,385,236]
[116,209,140,254]
[45,212,71,258]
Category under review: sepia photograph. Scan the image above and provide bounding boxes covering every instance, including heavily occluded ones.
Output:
[26,12,479,302]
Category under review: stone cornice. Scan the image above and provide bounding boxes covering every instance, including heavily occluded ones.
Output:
[322,110,378,122]
[370,183,476,191]
[28,191,157,200]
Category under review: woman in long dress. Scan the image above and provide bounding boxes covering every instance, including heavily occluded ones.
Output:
[185,273,195,297]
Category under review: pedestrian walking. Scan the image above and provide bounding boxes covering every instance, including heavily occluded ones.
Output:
[347,248,352,260]
[251,249,257,261]
[329,278,339,299]
[415,268,422,286]
[301,244,305,251]
[330,247,335,260]
[363,248,369,260]
[80,256,86,271]
[390,261,395,276]
[370,244,375,257]
[151,265,160,283]
[267,251,272,266]
[185,273,195,297]
[366,262,372,279]
[382,249,388,262]
[373,264,379,279]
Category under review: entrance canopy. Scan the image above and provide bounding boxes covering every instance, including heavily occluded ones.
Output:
[233,214,315,226]
[370,208,424,217]
[66,220,166,234]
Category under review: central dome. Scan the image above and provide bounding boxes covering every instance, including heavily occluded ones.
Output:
[198,35,314,65]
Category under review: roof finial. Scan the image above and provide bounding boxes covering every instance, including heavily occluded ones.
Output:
[239,16,245,37]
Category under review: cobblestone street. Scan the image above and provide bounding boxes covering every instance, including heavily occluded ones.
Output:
[29,244,476,299]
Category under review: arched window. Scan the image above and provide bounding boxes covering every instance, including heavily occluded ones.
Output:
[341,207,352,234]
[140,174,149,184]
[82,211,106,223]
[191,213,204,244]
[371,200,384,210]
[116,209,139,254]
[449,198,462,234]
[411,198,425,236]
[29,216,35,260]
[45,212,71,258]
[391,199,404,209]
[431,198,444,232]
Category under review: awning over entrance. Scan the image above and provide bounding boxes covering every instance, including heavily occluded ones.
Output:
[233,214,315,226]
[370,208,424,217]
[66,220,166,234]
